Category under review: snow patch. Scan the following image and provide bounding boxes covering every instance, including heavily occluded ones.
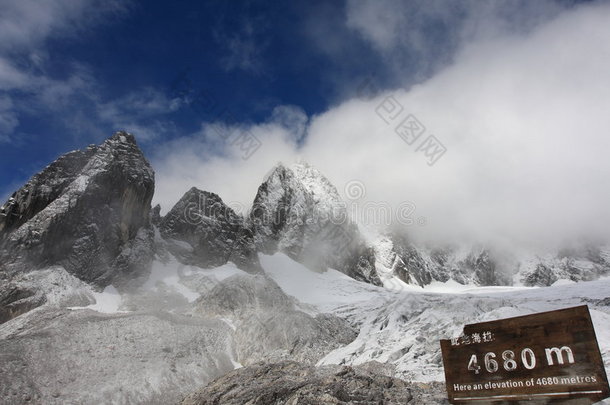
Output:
[551,278,576,286]
[145,257,200,302]
[72,175,90,192]
[85,285,123,313]
[259,251,610,382]
[144,256,248,302]
[261,252,384,312]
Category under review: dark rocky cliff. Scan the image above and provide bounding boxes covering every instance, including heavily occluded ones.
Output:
[0,132,155,321]
[159,187,261,273]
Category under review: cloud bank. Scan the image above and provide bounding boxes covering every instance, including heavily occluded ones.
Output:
[0,0,134,141]
[152,1,610,249]
[0,0,178,145]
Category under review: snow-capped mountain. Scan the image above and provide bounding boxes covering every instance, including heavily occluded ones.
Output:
[0,132,609,404]
[0,132,155,322]
[2,131,608,319]
[372,231,610,289]
[249,162,380,285]
[159,187,261,273]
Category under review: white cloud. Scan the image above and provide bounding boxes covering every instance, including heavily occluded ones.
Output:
[152,1,610,249]
[346,0,415,52]
[152,119,300,213]
[0,0,130,52]
[345,0,566,83]
[0,0,132,142]
[96,88,181,141]
[215,19,269,74]
[222,35,264,73]
[0,57,30,90]
[0,94,18,141]
[270,105,308,141]
[36,65,96,108]
[98,88,181,121]
[345,0,564,51]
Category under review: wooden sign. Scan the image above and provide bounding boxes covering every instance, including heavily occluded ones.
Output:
[440,306,610,404]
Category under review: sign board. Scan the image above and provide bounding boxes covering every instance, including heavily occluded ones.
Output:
[440,305,610,404]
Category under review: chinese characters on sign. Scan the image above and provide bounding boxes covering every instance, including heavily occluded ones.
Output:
[374,95,447,166]
[450,331,494,347]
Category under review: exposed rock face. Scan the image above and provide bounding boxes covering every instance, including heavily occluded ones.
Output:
[247,163,610,289]
[181,361,449,405]
[0,306,235,405]
[374,232,610,288]
[0,132,155,320]
[524,263,557,286]
[374,231,436,287]
[0,267,94,324]
[0,148,97,234]
[159,188,261,273]
[0,284,44,324]
[466,248,508,286]
[521,244,610,286]
[150,203,162,226]
[250,163,381,285]
[196,274,357,365]
[375,235,521,287]
[5,131,610,405]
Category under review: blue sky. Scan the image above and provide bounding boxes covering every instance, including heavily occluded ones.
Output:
[0,0,396,198]
[2,0,609,247]
[1,0,587,198]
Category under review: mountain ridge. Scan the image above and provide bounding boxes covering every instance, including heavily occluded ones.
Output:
[1,131,609,325]
[0,132,609,404]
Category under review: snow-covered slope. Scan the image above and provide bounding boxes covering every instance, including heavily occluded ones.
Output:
[262,252,610,383]
[370,232,610,288]
[2,133,610,403]
[2,246,608,403]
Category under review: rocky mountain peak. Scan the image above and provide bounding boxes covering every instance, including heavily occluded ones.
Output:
[159,187,261,273]
[250,160,381,285]
[291,161,342,203]
[0,131,155,320]
[0,147,98,235]
[105,130,137,146]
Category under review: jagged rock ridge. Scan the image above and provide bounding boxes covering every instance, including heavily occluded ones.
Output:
[0,132,155,321]
[181,361,449,405]
[373,232,610,288]
[249,162,381,286]
[2,129,609,327]
[195,273,357,366]
[159,187,261,273]
[1,131,610,405]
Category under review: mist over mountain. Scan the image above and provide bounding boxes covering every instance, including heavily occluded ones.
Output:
[151,1,610,253]
[0,132,609,403]
[2,1,610,404]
